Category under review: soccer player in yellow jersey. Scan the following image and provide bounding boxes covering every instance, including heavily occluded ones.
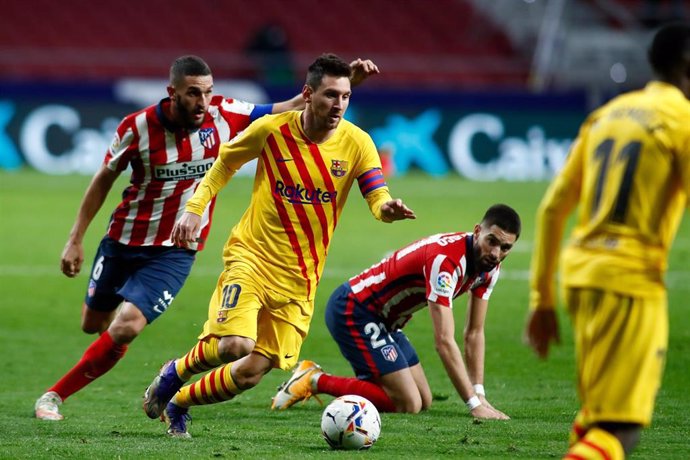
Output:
[525,23,690,460]
[142,53,415,437]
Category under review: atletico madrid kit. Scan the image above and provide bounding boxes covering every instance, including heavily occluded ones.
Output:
[86,96,271,322]
[326,232,500,380]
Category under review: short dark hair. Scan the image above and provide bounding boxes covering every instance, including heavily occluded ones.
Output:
[481,204,521,239]
[170,55,212,86]
[648,23,690,79]
[305,53,351,89]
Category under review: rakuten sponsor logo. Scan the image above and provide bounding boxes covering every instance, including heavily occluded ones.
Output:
[274,180,337,204]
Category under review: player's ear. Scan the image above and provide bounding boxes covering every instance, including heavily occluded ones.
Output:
[473,223,482,238]
[302,85,313,103]
[166,86,176,100]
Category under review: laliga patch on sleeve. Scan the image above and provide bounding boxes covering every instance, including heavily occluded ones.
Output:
[434,271,454,297]
[109,132,121,153]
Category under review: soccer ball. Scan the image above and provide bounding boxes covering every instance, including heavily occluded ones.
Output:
[321,395,381,450]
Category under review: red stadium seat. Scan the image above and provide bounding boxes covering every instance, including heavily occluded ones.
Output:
[0,0,528,87]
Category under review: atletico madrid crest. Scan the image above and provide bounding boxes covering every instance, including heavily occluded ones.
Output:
[330,159,348,177]
[199,127,216,149]
[381,345,398,362]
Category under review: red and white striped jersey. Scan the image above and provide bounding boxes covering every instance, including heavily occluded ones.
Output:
[103,96,261,251]
[348,232,500,330]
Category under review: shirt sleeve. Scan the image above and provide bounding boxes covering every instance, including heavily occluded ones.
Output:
[678,128,690,203]
[250,104,273,121]
[471,267,499,300]
[426,253,459,308]
[355,135,393,220]
[185,117,267,216]
[529,118,589,310]
[104,117,137,172]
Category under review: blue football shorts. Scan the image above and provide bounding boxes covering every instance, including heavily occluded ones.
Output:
[84,236,196,323]
[325,282,419,381]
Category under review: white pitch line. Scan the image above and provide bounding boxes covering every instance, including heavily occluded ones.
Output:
[2,265,690,290]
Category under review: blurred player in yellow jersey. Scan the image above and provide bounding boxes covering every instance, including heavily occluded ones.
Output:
[525,23,690,460]
[142,53,415,437]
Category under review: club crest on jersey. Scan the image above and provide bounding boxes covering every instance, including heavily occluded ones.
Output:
[381,345,398,362]
[216,310,229,323]
[330,159,348,177]
[199,127,216,149]
[470,273,488,290]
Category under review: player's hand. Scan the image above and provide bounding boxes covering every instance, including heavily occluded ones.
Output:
[171,212,202,248]
[524,309,560,359]
[470,404,506,420]
[479,396,510,420]
[60,240,84,278]
[349,58,380,87]
[380,198,416,222]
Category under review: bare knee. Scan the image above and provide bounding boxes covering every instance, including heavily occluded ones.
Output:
[393,395,423,414]
[107,304,147,344]
[81,322,105,335]
[218,336,255,363]
[81,306,115,334]
[108,320,143,344]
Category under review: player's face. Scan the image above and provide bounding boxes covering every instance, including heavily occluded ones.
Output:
[168,75,214,130]
[305,75,351,131]
[472,223,516,273]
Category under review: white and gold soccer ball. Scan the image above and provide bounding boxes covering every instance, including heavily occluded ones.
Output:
[321,395,381,450]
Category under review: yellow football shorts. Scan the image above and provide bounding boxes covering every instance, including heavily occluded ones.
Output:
[565,287,668,426]
[199,262,314,370]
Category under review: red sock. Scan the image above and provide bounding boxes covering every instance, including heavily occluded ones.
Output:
[317,374,396,412]
[48,331,128,401]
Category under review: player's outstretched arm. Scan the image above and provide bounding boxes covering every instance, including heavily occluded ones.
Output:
[463,297,509,420]
[61,164,120,278]
[271,94,305,114]
[524,309,560,359]
[428,302,498,419]
[379,198,416,222]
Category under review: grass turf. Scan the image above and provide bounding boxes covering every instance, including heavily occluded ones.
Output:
[1,170,688,458]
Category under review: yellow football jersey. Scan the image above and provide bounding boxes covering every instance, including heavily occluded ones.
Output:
[187,111,392,300]
[531,82,690,307]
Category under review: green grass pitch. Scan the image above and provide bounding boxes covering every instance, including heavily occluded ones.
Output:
[1,170,688,459]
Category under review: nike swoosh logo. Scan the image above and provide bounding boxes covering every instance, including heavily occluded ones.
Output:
[276,158,293,163]
[284,354,294,359]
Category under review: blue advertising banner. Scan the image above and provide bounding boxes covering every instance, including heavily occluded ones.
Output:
[0,80,587,180]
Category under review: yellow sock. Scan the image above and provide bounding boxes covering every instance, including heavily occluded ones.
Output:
[175,337,224,381]
[565,427,625,460]
[173,362,244,408]
[569,410,591,447]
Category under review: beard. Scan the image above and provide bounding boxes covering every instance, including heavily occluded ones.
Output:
[477,259,497,273]
[175,99,204,130]
[474,245,498,273]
